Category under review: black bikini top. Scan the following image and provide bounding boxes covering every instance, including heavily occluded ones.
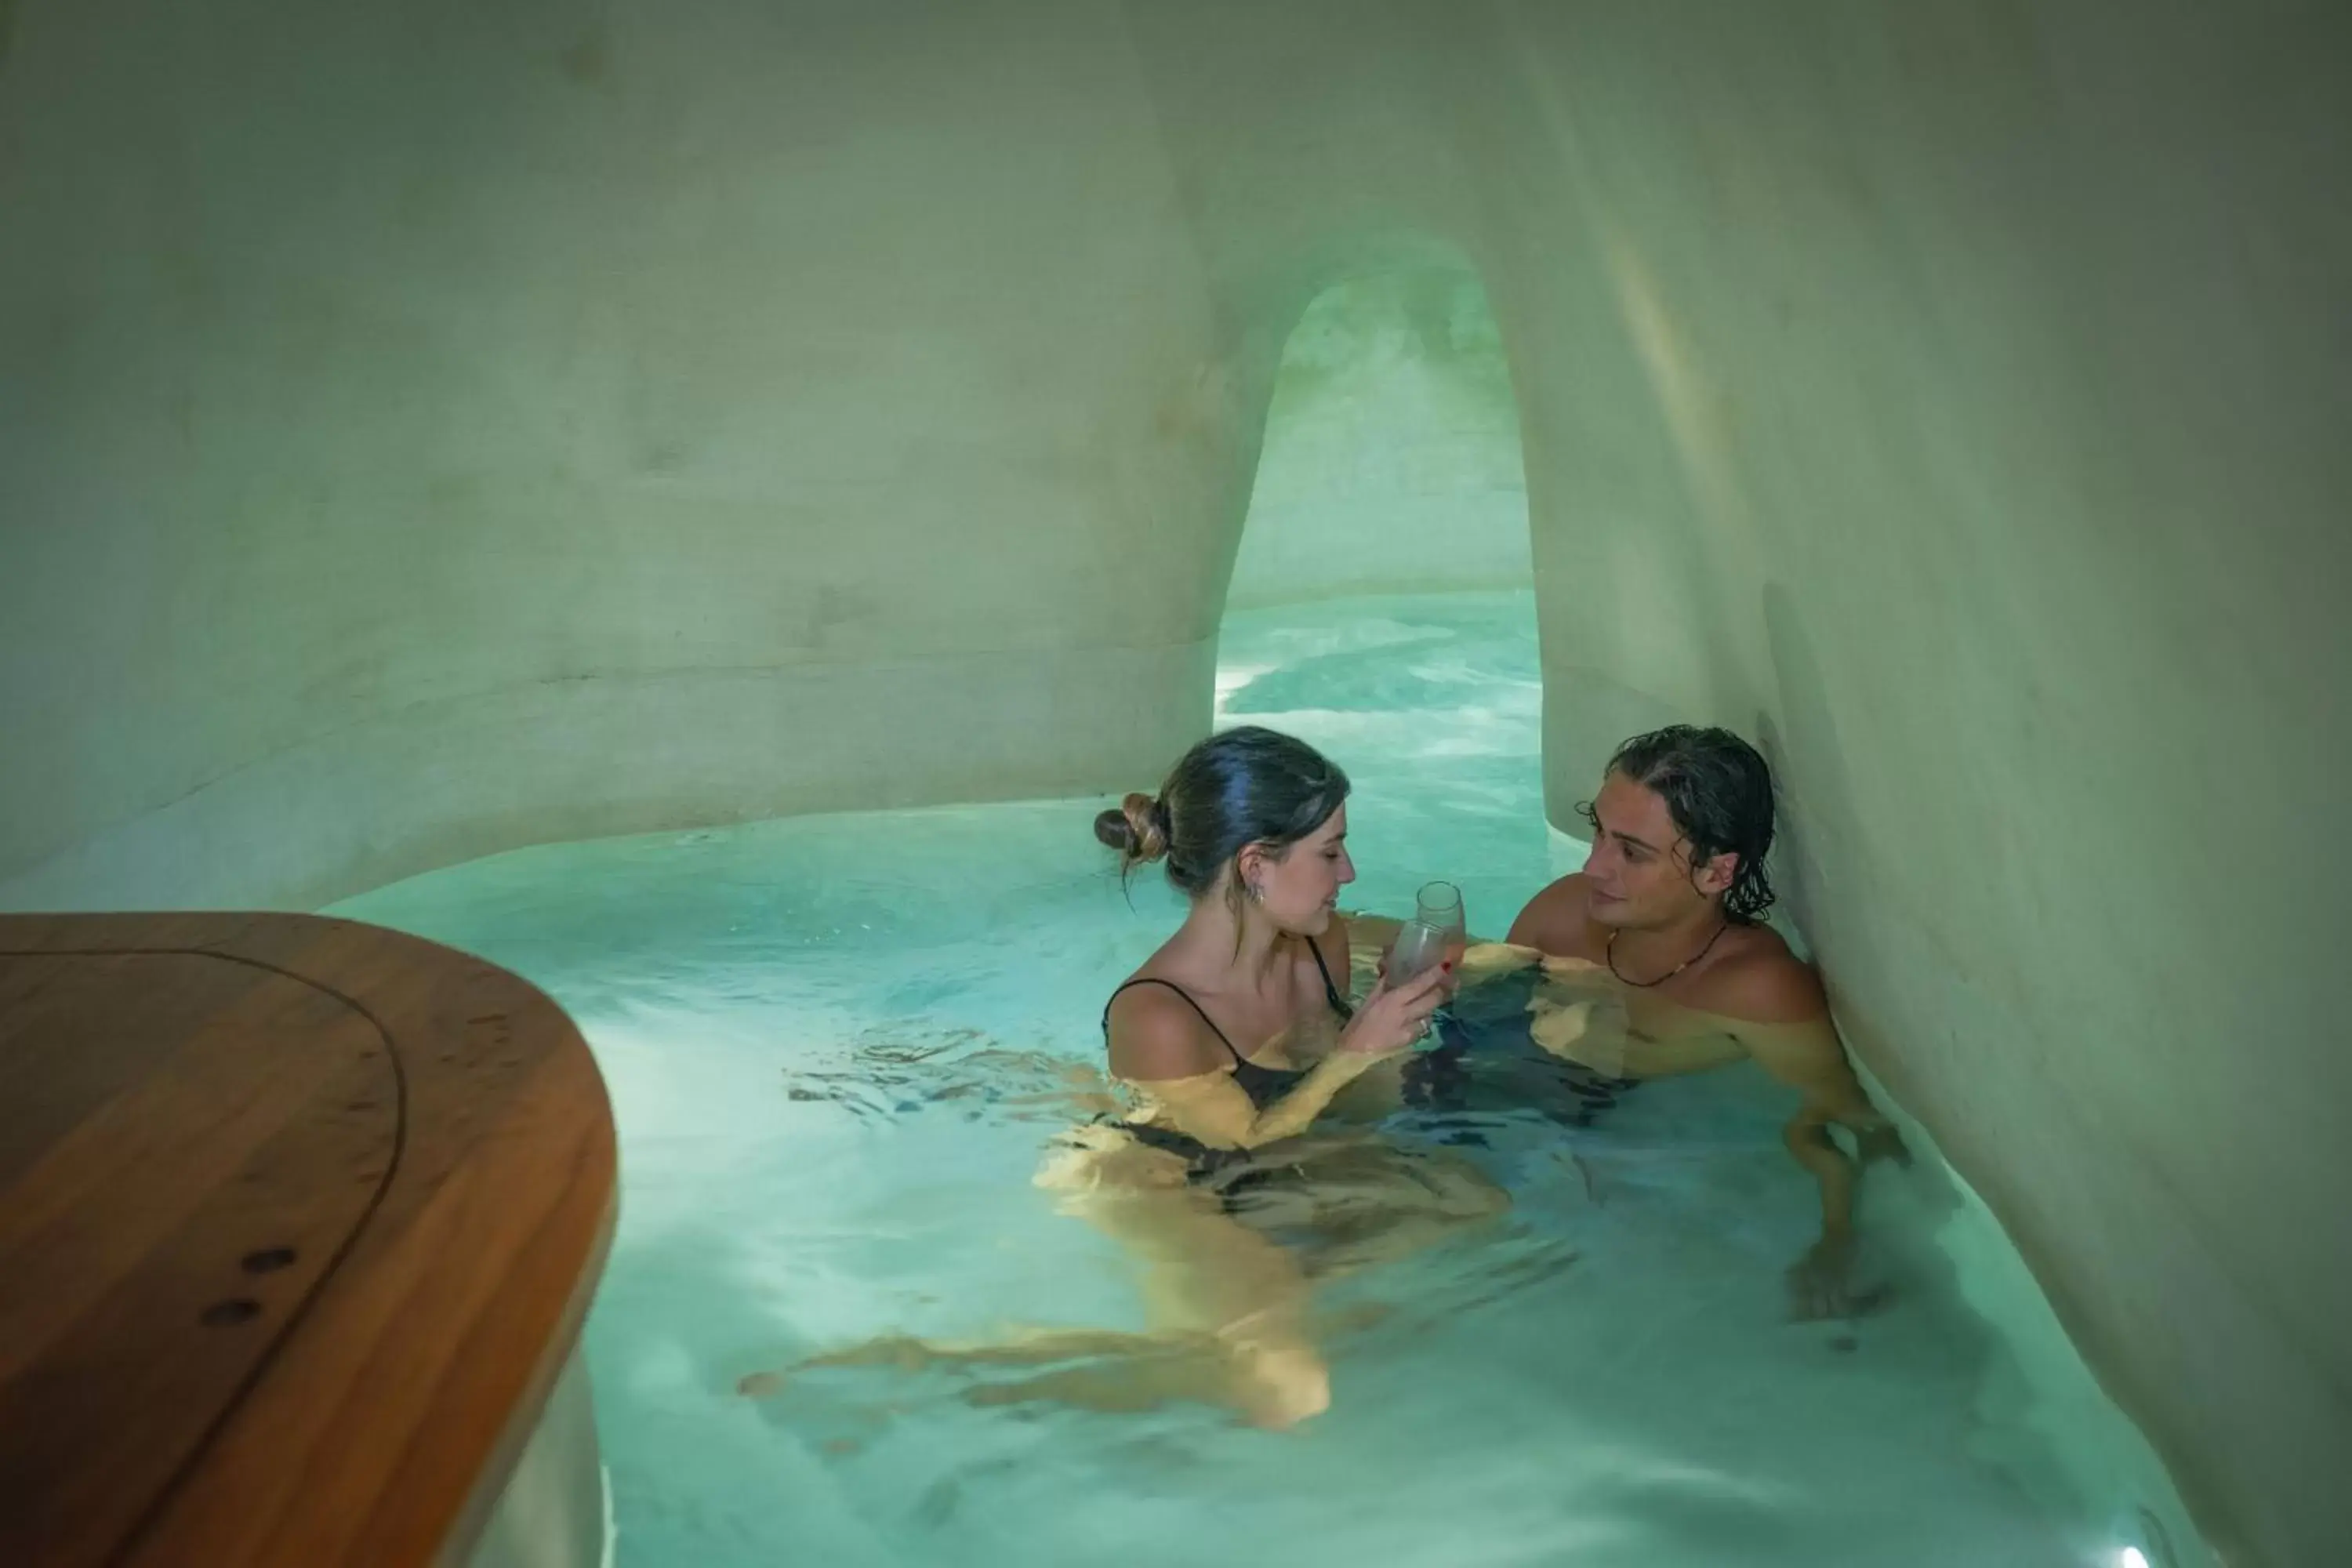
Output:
[1100,940,1353,1108]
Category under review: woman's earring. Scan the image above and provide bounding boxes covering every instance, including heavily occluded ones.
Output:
[1245,880,1264,904]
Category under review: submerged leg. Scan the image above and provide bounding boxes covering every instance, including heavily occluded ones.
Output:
[742,1134,1334,1425]
[1045,1168,1334,1425]
[1221,1137,1512,1281]
[960,1320,1334,1429]
[738,1323,1218,1394]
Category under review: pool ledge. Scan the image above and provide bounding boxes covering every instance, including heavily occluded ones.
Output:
[0,913,617,1568]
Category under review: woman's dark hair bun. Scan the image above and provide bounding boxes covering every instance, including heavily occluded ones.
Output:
[1094,792,1170,870]
[1094,728,1348,899]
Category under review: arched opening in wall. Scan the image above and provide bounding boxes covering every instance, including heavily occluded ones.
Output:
[1214,261,1556,924]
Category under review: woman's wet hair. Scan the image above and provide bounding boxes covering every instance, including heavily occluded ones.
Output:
[1592,725,1779,923]
[1094,727,1350,899]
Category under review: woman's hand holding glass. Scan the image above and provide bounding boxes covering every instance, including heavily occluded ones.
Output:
[1338,962,1452,1055]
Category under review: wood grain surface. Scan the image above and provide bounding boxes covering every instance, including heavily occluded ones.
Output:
[0,914,616,1568]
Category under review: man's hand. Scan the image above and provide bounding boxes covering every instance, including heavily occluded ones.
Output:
[1786,1229,1890,1320]
[1526,997,1596,1060]
[1457,941,1541,977]
[1853,1120,1911,1168]
[1787,1229,1855,1319]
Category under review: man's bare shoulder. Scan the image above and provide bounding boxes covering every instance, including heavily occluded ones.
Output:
[1508,873,1599,955]
[1691,924,1829,1026]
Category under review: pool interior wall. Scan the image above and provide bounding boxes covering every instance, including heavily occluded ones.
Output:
[337,592,2204,1568]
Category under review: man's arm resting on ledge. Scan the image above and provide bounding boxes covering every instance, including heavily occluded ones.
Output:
[1718,965,1908,1316]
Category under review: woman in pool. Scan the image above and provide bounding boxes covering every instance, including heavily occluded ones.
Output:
[748,727,1507,1426]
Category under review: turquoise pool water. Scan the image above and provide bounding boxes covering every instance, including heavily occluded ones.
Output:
[337,590,2187,1568]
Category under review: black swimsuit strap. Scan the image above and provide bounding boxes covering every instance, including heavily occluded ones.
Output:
[1102,939,1353,1057]
[1307,937,1355,1021]
[1102,977,1244,1063]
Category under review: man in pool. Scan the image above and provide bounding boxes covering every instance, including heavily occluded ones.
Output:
[1494,724,1907,1318]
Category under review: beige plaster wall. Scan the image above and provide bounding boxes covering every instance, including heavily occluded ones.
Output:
[3,3,2343,1559]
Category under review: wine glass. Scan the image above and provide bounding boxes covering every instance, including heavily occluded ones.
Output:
[1385,920,1449,985]
[1383,919,1450,1049]
[1416,881,1468,971]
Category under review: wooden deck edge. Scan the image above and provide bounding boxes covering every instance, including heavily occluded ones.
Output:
[0,913,619,1568]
